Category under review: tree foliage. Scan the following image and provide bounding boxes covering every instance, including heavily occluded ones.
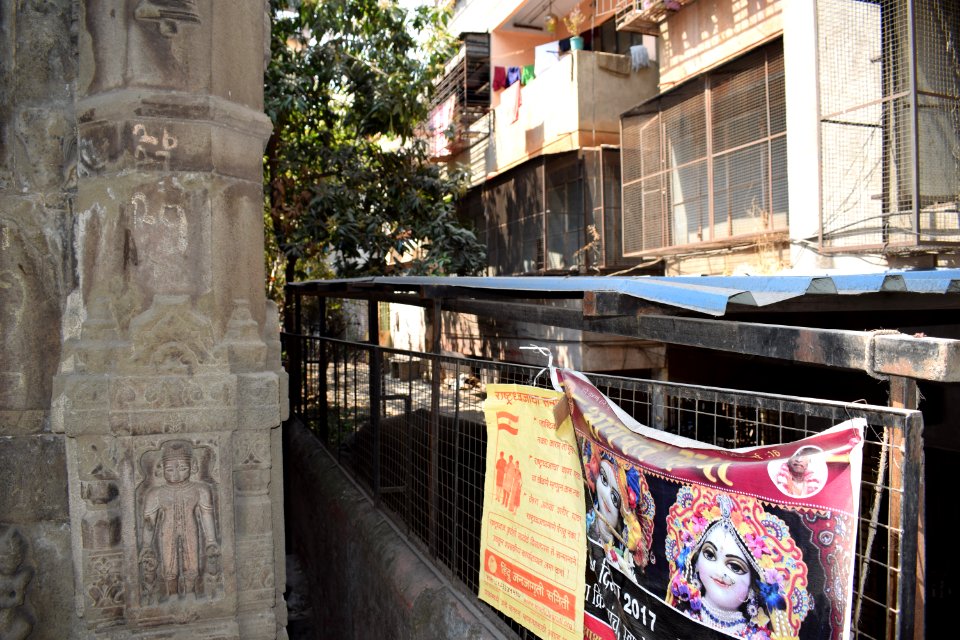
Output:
[264,0,485,300]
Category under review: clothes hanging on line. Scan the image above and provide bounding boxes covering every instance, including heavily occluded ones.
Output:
[493,66,507,91]
[520,65,535,85]
[630,44,650,71]
[502,82,522,123]
[505,66,521,87]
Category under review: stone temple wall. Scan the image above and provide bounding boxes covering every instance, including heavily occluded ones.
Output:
[0,2,288,638]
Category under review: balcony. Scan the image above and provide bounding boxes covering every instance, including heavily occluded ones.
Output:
[425,32,490,161]
[489,48,658,177]
[615,0,694,35]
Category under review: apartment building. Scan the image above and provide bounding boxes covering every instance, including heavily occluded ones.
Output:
[405,0,960,371]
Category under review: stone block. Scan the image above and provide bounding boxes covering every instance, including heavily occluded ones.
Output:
[211,2,268,111]
[0,410,46,436]
[13,107,72,191]
[210,180,270,319]
[0,435,69,522]
[237,373,280,430]
[234,495,273,533]
[13,0,75,103]
[0,205,67,411]
[3,520,79,640]
[237,610,279,640]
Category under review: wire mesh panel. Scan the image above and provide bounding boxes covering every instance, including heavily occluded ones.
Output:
[818,0,960,250]
[620,40,787,255]
[285,334,921,640]
[484,163,545,275]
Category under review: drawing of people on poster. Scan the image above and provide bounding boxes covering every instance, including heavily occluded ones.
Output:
[509,460,523,514]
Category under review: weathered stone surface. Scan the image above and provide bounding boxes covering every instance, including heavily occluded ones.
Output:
[6,0,286,637]
[0,410,46,436]
[1,520,78,640]
[0,205,69,411]
[0,435,69,522]
[11,0,76,104]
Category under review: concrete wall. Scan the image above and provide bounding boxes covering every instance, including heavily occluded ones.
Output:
[491,49,658,176]
[283,419,506,640]
[658,0,782,90]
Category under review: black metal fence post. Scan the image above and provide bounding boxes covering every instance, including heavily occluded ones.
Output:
[368,299,382,503]
[428,298,442,555]
[318,297,328,442]
[286,289,303,416]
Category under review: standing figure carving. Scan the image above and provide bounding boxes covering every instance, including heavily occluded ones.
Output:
[0,525,33,640]
[137,440,220,602]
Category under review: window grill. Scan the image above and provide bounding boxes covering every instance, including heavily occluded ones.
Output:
[584,147,643,270]
[459,151,648,276]
[818,0,960,251]
[284,330,922,640]
[426,32,491,157]
[621,40,788,256]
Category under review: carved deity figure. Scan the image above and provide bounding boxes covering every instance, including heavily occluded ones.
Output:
[138,440,220,601]
[0,525,33,640]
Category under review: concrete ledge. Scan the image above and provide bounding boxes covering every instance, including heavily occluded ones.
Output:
[283,419,507,640]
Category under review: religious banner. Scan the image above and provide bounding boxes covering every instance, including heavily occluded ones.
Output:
[554,369,864,640]
[479,384,587,640]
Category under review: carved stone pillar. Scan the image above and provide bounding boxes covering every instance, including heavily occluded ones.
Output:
[52,2,287,638]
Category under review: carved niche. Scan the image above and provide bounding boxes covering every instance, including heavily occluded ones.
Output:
[135,439,223,604]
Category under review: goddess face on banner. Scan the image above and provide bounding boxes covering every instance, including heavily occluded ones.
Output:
[582,441,655,581]
[665,487,812,640]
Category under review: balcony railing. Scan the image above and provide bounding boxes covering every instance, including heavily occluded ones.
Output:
[615,0,694,34]
[425,32,490,160]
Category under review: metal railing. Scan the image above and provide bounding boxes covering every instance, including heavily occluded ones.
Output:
[284,332,922,640]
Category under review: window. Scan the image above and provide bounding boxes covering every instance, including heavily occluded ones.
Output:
[621,40,787,254]
[459,151,644,275]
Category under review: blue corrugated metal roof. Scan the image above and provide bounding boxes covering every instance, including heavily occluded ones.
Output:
[294,269,960,316]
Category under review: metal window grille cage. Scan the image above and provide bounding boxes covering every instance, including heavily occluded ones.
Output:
[621,40,788,255]
[285,330,922,640]
[466,151,638,276]
[818,0,960,251]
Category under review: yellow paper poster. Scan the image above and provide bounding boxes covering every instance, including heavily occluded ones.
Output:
[479,384,586,640]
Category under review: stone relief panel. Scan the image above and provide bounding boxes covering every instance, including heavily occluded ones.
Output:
[127,295,221,375]
[0,524,35,640]
[127,0,208,91]
[75,436,126,625]
[85,552,124,617]
[135,439,222,604]
[133,0,200,38]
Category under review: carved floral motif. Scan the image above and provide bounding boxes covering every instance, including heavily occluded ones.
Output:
[128,296,222,374]
[87,553,124,609]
